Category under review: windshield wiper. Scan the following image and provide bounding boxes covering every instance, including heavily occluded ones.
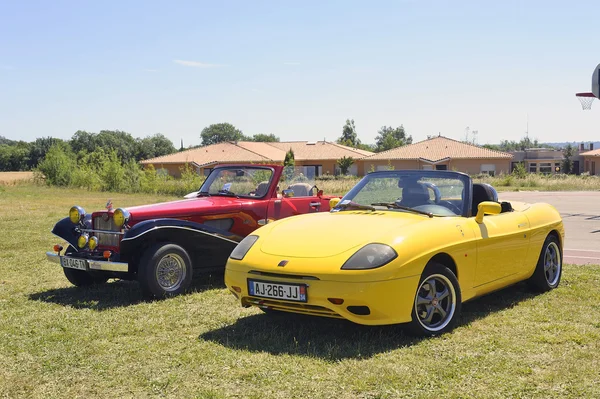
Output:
[215,189,238,197]
[371,202,433,218]
[336,200,376,212]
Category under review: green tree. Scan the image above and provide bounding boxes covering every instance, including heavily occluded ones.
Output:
[100,150,126,191]
[562,144,574,174]
[0,142,30,171]
[36,143,76,186]
[136,133,177,161]
[70,130,96,154]
[337,119,360,147]
[95,130,137,163]
[337,156,354,175]
[490,136,540,152]
[28,137,64,168]
[251,133,280,142]
[0,136,16,146]
[200,123,245,145]
[283,148,295,181]
[374,125,413,152]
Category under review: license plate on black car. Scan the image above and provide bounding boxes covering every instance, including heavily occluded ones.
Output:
[60,257,88,271]
[247,279,307,302]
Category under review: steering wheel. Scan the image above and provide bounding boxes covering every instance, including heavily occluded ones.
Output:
[438,200,462,215]
[421,182,442,204]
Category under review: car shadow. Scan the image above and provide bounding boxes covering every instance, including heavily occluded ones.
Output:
[29,273,226,311]
[199,282,537,360]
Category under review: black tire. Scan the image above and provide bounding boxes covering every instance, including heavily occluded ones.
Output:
[527,234,562,292]
[138,243,193,298]
[63,268,109,287]
[407,263,462,336]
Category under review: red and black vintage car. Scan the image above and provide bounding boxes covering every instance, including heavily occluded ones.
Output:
[46,165,337,297]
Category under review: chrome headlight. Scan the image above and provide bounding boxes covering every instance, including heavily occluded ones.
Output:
[69,206,86,224]
[113,208,130,227]
[341,243,397,270]
[230,235,259,261]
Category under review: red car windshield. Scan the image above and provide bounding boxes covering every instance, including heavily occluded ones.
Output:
[200,167,274,198]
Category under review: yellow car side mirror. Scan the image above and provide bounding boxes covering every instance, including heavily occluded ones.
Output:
[329,197,341,209]
[475,201,502,224]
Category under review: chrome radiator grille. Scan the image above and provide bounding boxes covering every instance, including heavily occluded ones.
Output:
[93,215,121,247]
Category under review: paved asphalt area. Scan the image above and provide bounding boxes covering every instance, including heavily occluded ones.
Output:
[498,191,600,265]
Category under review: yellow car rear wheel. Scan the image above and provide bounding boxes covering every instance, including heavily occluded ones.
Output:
[527,234,562,292]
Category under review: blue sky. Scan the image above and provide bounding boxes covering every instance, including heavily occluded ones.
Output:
[1,0,599,147]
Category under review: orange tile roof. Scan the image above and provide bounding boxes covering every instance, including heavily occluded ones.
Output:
[140,141,374,165]
[580,149,600,157]
[139,142,272,166]
[364,136,512,161]
[267,141,373,160]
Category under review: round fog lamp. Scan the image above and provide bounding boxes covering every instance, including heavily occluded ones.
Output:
[77,234,89,249]
[69,206,86,224]
[113,208,130,227]
[88,236,98,250]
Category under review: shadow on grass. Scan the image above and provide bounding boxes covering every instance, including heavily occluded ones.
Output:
[29,273,226,311]
[200,282,537,360]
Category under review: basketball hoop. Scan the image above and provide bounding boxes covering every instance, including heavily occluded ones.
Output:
[576,92,596,110]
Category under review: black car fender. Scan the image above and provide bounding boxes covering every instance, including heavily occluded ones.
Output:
[119,219,243,272]
[51,215,92,251]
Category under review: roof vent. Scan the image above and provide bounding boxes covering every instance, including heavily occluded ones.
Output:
[307,141,317,145]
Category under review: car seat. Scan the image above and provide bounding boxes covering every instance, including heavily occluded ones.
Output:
[287,182,314,197]
[471,183,498,216]
[399,181,430,207]
[254,181,269,197]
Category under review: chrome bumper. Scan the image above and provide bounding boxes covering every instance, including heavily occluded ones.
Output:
[45,252,129,273]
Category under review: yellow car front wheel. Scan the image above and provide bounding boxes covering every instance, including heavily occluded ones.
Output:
[408,263,462,336]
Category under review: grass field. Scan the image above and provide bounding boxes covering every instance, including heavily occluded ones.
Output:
[1,185,599,398]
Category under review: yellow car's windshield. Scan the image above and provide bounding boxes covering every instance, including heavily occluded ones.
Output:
[337,170,470,217]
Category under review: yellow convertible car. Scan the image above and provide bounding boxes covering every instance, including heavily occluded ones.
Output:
[225,170,564,336]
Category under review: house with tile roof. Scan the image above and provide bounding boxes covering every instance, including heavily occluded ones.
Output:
[360,136,513,176]
[579,143,599,175]
[140,141,374,178]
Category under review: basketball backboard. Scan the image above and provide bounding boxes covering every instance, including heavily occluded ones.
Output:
[575,63,600,109]
[592,63,600,98]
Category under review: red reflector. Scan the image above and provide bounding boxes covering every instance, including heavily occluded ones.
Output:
[53,245,63,253]
[103,251,111,259]
[232,286,242,293]
[328,298,344,305]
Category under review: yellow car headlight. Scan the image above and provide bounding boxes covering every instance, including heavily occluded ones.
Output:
[69,206,86,224]
[77,233,89,249]
[230,235,259,260]
[113,208,130,227]
[88,236,98,251]
[341,243,397,270]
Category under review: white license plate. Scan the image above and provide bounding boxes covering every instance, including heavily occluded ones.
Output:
[247,279,307,302]
[60,257,88,271]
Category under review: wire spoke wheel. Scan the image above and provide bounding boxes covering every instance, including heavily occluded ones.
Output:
[415,273,457,332]
[155,253,187,291]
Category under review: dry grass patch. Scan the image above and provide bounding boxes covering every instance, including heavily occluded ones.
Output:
[0,171,35,185]
[0,185,599,398]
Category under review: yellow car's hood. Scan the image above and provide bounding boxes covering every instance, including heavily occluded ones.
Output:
[259,211,427,258]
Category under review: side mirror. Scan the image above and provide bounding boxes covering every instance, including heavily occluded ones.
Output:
[475,201,501,224]
[282,189,295,198]
[329,197,341,209]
